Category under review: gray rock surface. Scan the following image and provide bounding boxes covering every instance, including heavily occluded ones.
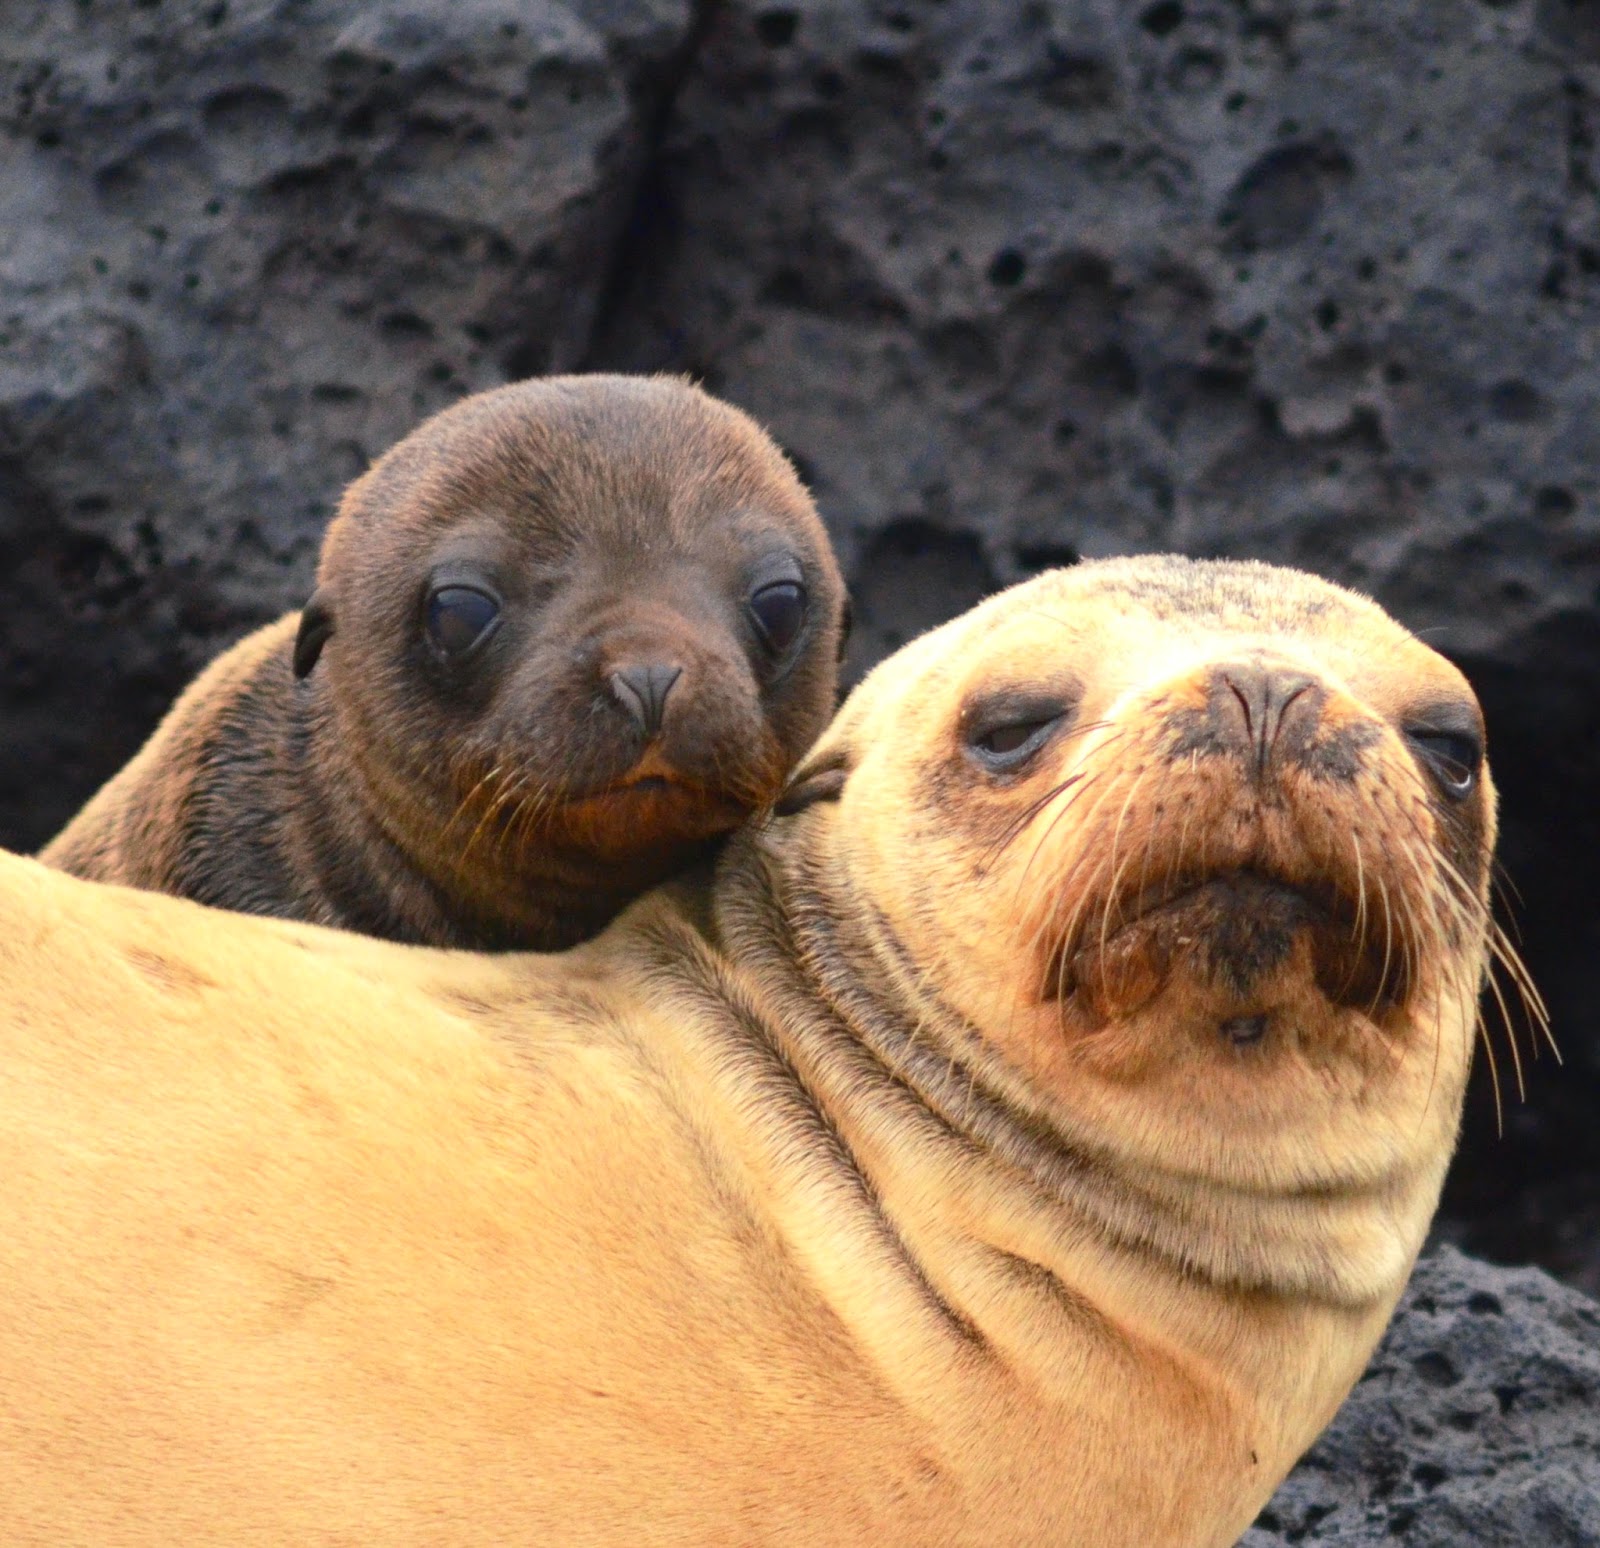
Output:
[593,0,1600,660]
[1248,1247,1600,1546]
[587,0,1600,1286]
[1,2,1598,1284]
[0,0,693,838]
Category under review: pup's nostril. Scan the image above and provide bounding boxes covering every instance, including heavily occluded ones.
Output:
[608,663,684,738]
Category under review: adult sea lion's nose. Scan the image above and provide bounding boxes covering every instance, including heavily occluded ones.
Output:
[608,663,684,739]
[1212,662,1319,776]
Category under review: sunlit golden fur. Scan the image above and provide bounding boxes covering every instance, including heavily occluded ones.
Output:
[0,557,1515,1546]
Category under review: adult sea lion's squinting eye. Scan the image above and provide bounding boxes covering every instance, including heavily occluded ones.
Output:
[749,581,808,655]
[426,585,501,658]
[1406,726,1482,800]
[965,703,1073,773]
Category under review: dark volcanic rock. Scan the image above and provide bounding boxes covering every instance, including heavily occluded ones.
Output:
[2,2,1599,1288]
[1247,1247,1600,1547]
[592,0,1600,642]
[0,0,693,845]
[586,0,1600,1288]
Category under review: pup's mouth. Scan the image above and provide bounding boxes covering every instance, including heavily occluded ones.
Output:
[564,774,738,818]
[1044,865,1407,1018]
[549,761,759,856]
[446,744,775,875]
[580,773,676,800]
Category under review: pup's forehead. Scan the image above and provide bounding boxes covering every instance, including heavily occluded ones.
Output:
[344,376,813,540]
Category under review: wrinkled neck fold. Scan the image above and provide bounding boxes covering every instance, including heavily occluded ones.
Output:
[712,826,1444,1314]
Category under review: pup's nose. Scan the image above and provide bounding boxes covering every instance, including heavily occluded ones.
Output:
[1211,662,1320,775]
[607,663,683,739]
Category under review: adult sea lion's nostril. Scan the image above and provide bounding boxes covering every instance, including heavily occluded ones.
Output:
[1215,662,1320,774]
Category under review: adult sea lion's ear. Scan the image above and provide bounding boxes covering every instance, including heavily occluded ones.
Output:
[774,744,853,816]
[293,591,335,679]
[836,593,854,664]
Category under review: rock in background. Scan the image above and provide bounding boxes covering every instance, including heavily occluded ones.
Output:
[1248,1248,1600,1546]
[3,3,1599,1285]
[0,0,694,840]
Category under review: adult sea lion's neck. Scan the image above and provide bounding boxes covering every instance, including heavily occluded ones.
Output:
[699,834,1269,1352]
[711,830,1234,1305]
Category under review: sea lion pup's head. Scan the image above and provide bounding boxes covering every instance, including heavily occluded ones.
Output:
[766,555,1498,1303]
[294,374,846,948]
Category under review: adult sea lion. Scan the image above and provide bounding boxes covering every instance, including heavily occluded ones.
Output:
[0,556,1513,1546]
[41,374,847,949]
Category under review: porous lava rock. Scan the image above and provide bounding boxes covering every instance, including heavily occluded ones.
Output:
[2,2,1599,1288]
[588,0,1600,1290]
[1248,1247,1600,1547]
[0,0,694,843]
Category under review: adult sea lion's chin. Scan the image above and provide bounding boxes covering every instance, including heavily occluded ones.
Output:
[774,553,1507,1305]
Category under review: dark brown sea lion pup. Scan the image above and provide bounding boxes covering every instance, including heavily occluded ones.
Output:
[0,556,1522,1546]
[41,375,847,949]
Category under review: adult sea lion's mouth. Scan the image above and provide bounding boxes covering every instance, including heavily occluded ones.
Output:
[1110,867,1354,937]
[1043,865,1408,1016]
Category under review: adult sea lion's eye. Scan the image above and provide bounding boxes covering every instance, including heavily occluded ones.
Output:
[426,585,500,657]
[749,580,807,655]
[967,709,1070,771]
[1407,727,1482,800]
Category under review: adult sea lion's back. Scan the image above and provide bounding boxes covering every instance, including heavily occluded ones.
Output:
[0,554,1512,1545]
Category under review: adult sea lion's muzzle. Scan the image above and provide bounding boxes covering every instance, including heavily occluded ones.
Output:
[1037,658,1425,1024]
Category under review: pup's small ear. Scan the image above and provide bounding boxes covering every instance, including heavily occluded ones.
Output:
[836,593,854,664]
[775,745,853,817]
[293,591,335,680]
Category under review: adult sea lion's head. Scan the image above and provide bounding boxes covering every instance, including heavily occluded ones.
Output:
[769,556,1511,1304]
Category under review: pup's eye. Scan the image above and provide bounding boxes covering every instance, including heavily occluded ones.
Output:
[749,581,807,655]
[966,708,1071,771]
[1406,727,1482,800]
[426,586,500,657]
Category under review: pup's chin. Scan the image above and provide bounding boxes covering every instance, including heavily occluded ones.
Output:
[550,775,754,863]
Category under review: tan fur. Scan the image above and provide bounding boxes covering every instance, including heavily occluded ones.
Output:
[0,556,1493,1546]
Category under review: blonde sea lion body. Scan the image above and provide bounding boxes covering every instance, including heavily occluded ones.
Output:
[0,556,1496,1545]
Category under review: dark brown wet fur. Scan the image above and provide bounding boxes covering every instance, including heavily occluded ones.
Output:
[42,375,847,950]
